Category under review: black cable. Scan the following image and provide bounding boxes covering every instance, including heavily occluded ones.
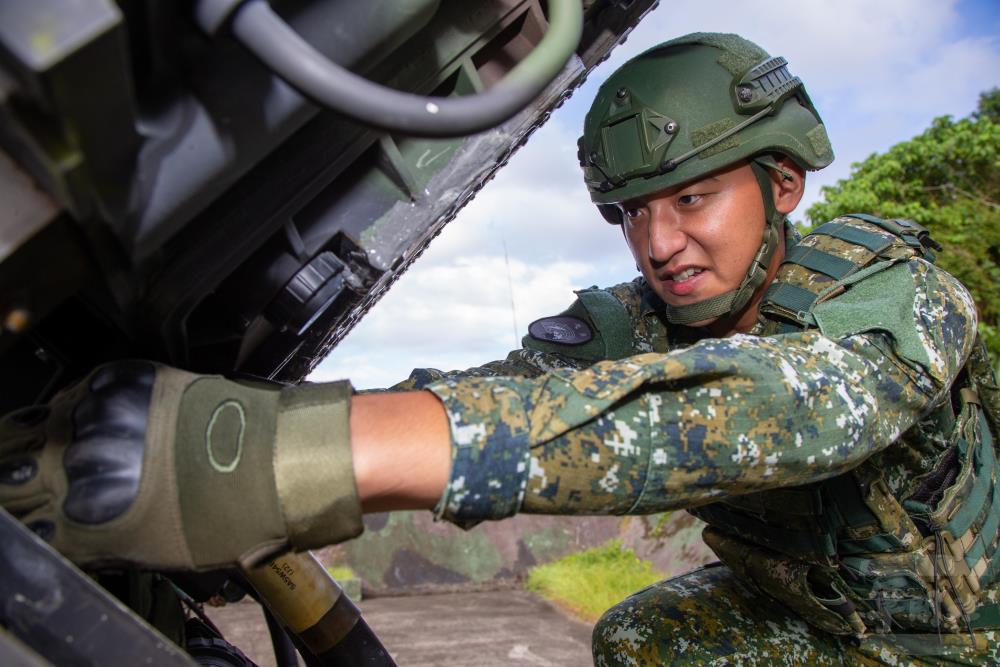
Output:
[197,0,582,137]
[261,606,299,667]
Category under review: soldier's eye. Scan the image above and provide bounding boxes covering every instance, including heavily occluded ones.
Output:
[677,194,702,206]
[622,206,642,219]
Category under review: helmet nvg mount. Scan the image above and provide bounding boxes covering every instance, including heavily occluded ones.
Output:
[579,32,834,324]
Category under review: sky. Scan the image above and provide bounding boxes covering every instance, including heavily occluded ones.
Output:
[313,0,1000,389]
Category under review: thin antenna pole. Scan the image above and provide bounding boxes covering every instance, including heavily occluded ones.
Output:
[501,232,519,347]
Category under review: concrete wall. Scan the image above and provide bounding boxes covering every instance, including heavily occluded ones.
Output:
[316,511,716,596]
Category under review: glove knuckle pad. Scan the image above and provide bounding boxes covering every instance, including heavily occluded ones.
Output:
[61,361,155,525]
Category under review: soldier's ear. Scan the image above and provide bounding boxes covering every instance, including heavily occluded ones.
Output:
[771,157,805,215]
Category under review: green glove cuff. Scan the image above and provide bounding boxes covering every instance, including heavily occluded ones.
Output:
[173,374,362,568]
[274,381,363,551]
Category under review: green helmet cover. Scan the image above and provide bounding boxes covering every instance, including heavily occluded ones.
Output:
[579,33,834,324]
[580,32,833,208]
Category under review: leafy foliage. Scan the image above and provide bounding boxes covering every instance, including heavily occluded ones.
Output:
[525,539,663,622]
[806,89,1000,367]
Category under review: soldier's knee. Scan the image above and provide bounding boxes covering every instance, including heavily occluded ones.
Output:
[591,596,657,666]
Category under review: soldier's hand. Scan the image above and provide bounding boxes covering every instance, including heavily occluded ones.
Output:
[0,361,362,570]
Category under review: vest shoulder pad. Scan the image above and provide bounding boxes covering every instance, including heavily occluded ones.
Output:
[523,280,646,361]
[760,215,935,334]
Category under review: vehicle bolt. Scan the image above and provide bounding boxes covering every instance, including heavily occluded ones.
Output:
[665,121,677,134]
[3,307,30,333]
[616,87,628,99]
[737,86,754,103]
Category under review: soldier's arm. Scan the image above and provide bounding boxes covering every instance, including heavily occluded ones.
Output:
[348,282,655,511]
[412,259,979,526]
[350,390,450,513]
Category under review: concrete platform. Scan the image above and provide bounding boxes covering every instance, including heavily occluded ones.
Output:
[206,590,594,667]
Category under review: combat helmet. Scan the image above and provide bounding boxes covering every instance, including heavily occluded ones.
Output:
[578,32,834,324]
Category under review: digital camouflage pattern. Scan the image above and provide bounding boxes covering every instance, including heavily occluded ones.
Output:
[425,222,976,523]
[592,564,1000,666]
[398,216,999,663]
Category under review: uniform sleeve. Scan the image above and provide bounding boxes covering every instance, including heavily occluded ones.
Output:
[388,347,596,391]
[426,259,979,527]
[389,279,656,391]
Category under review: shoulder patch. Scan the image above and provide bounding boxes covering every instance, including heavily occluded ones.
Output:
[528,316,594,345]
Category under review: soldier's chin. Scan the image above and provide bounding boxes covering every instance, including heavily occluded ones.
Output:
[666,307,728,332]
[685,316,722,330]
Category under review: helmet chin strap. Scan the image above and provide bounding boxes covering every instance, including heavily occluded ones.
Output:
[662,157,787,325]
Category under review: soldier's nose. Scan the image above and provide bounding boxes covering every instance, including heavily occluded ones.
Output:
[647,219,687,264]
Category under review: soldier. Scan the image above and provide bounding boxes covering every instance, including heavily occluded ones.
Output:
[2,33,998,665]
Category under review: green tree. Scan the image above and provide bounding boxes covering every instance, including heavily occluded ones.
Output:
[806,89,1000,368]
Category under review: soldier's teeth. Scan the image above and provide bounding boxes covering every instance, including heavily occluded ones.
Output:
[674,268,703,281]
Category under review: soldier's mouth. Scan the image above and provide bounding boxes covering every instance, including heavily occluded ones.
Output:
[663,267,706,296]
[669,267,704,282]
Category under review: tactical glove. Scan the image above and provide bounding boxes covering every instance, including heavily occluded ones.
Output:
[0,361,362,570]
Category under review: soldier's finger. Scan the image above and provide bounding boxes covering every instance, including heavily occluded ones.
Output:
[16,505,58,543]
[0,428,46,456]
[0,490,50,519]
[0,405,50,451]
[0,450,49,516]
[1,405,50,430]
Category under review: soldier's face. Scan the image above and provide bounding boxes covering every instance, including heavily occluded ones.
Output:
[619,162,777,334]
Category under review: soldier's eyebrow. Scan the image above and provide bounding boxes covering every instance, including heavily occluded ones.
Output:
[622,176,724,208]
[678,176,721,192]
[689,176,721,185]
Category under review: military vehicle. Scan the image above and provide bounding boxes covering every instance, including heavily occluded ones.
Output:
[0,0,658,664]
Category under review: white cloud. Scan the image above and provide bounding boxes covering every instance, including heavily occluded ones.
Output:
[312,0,1000,387]
[315,248,621,388]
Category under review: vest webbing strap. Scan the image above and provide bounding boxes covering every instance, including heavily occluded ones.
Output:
[783,245,856,280]
[811,221,895,254]
[897,408,1000,596]
[836,532,911,556]
[763,283,820,317]
[762,216,903,331]
[821,465,909,555]
[971,601,1000,629]
[841,213,936,257]
[972,427,1000,576]
[691,502,837,560]
[773,321,802,334]
[950,413,996,536]
[947,415,1000,588]
[964,476,1000,578]
[983,532,1000,590]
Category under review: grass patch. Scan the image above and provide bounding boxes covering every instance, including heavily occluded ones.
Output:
[326,565,356,581]
[525,539,663,622]
[326,564,362,600]
[649,512,673,539]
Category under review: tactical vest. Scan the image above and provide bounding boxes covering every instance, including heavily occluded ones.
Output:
[688,214,1000,640]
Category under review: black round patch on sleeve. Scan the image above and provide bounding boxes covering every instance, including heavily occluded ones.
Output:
[528,316,594,345]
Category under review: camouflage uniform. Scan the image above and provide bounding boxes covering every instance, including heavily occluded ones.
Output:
[396,217,1000,665]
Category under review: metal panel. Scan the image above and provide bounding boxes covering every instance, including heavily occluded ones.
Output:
[0,509,197,666]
